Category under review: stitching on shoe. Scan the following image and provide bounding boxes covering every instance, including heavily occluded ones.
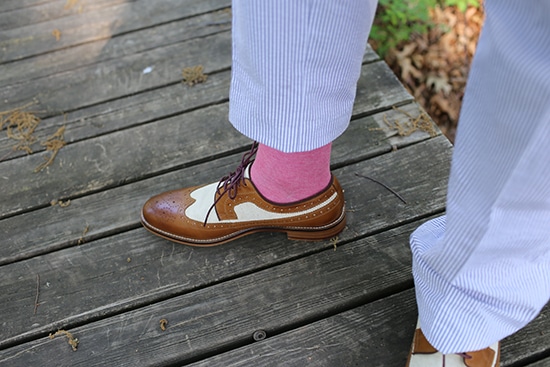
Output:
[142,205,346,244]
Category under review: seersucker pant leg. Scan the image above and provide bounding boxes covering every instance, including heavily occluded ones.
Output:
[229,0,378,153]
[410,0,550,354]
[229,0,550,355]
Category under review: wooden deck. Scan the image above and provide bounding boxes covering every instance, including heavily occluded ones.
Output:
[1,1,549,366]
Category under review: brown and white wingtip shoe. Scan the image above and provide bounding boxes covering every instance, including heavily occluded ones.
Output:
[141,145,346,246]
[406,321,500,367]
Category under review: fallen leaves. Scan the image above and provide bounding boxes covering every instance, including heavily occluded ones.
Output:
[394,43,423,85]
[380,4,484,142]
[426,75,452,95]
[384,106,438,138]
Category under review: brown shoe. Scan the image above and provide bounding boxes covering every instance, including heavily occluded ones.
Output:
[141,144,346,246]
[406,321,500,367]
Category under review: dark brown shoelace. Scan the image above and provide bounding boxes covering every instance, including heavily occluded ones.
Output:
[203,142,259,226]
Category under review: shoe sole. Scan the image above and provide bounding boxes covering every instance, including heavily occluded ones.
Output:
[141,208,347,247]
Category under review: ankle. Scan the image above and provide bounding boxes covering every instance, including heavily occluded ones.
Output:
[250,143,332,203]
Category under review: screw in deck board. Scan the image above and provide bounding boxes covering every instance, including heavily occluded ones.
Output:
[253,330,267,341]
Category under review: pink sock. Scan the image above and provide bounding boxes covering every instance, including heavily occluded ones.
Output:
[250,143,332,203]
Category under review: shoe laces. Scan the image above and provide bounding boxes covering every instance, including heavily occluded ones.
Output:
[203,142,259,226]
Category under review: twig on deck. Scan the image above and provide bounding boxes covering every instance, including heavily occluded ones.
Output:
[33,274,40,315]
[34,126,66,173]
[330,236,339,251]
[355,173,407,204]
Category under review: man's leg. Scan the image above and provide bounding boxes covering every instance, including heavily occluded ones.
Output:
[409,0,550,359]
[142,1,378,245]
[230,0,377,153]
[230,0,377,203]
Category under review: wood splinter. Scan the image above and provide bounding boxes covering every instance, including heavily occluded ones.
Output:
[33,274,40,315]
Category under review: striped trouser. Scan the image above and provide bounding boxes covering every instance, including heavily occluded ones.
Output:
[229,0,550,354]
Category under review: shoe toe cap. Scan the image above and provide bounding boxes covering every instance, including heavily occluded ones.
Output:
[142,189,190,229]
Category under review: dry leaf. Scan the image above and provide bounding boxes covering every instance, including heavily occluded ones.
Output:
[426,75,452,95]
[381,3,484,143]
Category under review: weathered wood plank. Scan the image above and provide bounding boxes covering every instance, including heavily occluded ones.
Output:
[186,296,550,367]
[187,289,419,367]
[0,137,451,348]
[0,102,436,264]
[500,307,550,367]
[0,70,231,162]
[0,8,232,85]
[2,2,544,366]
[0,0,232,63]
[0,0,57,14]
[0,46,379,161]
[0,220,423,365]
[353,56,414,116]
[3,215,548,367]
[1,30,232,113]
[0,103,240,218]
[0,30,380,130]
[525,358,550,367]
[0,60,411,218]
[0,0,128,31]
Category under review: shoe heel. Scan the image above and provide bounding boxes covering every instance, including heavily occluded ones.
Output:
[286,216,346,241]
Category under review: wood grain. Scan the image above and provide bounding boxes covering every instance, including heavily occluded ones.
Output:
[3,2,546,366]
[0,41,378,161]
[0,8,232,84]
[0,60,411,219]
[0,137,451,348]
[0,0,128,31]
[2,221,548,366]
[0,102,436,265]
[187,296,550,367]
[0,222,423,365]
[0,0,232,62]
